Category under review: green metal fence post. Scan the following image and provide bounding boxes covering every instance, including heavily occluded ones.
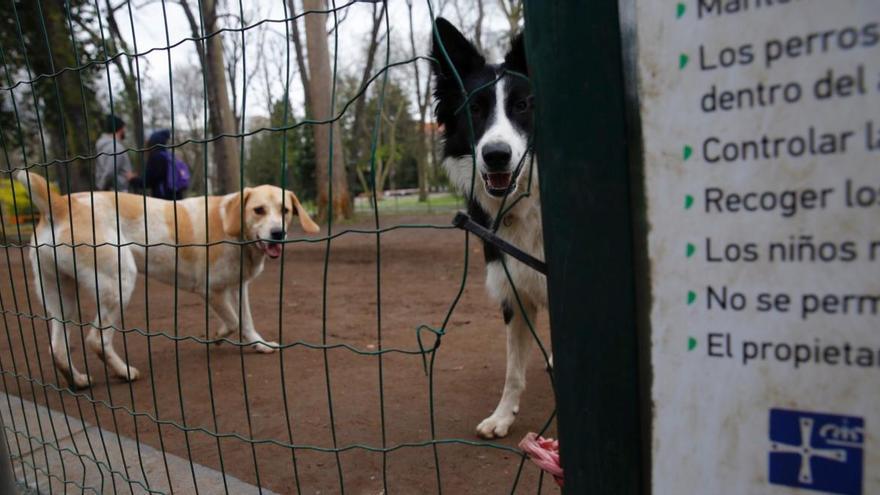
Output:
[523,2,645,493]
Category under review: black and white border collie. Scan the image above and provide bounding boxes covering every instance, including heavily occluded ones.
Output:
[432,18,547,439]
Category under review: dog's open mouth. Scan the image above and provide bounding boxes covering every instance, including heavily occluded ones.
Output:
[257,241,283,259]
[482,172,516,197]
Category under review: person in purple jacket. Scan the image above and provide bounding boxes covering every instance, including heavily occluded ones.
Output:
[145,129,190,200]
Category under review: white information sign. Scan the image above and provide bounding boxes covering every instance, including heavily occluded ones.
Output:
[636,1,879,494]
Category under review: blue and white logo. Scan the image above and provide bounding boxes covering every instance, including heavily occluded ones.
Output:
[769,408,864,495]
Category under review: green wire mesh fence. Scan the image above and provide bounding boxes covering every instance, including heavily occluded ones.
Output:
[0,0,556,493]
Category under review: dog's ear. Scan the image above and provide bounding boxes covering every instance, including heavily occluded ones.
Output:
[431,17,485,84]
[221,187,252,238]
[285,190,320,234]
[503,32,528,76]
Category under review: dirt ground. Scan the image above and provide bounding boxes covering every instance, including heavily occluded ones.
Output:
[0,213,558,494]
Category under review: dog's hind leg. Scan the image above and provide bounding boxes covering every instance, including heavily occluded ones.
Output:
[476,299,537,439]
[40,275,93,390]
[29,241,92,390]
[84,247,140,382]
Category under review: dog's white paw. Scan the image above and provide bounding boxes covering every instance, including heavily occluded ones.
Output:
[252,341,278,354]
[118,366,140,382]
[214,327,234,344]
[71,373,93,390]
[476,413,516,439]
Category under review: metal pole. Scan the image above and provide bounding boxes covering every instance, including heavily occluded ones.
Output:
[522,2,646,493]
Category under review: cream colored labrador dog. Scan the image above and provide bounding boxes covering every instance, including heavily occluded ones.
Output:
[15,171,319,389]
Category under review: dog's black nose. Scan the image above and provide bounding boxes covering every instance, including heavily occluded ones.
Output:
[270,228,285,241]
[482,142,512,171]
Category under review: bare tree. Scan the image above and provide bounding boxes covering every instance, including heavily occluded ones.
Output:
[87,1,146,150]
[222,7,264,131]
[451,0,485,51]
[348,2,387,170]
[260,35,279,113]
[303,0,351,220]
[355,94,406,199]
[286,0,312,116]
[406,0,433,201]
[171,64,209,194]
[474,0,485,52]
[497,0,524,41]
[143,89,171,130]
[68,1,145,191]
[173,65,206,134]
[178,0,239,194]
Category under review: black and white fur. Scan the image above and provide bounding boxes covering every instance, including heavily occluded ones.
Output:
[432,18,546,439]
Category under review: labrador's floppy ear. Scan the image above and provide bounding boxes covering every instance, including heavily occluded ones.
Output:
[221,187,252,238]
[286,190,320,234]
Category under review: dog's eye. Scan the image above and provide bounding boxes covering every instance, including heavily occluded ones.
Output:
[281,206,290,214]
[468,101,481,115]
[253,206,266,215]
[513,97,531,113]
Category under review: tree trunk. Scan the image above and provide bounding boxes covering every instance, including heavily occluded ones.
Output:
[415,121,429,201]
[349,3,385,168]
[104,1,144,167]
[303,0,351,221]
[286,0,311,115]
[474,0,485,52]
[498,0,524,41]
[43,4,93,193]
[200,0,239,193]
[406,0,429,201]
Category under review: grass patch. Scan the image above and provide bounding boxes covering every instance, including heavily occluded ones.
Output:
[354,192,464,215]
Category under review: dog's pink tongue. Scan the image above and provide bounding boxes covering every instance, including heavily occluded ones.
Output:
[486,172,512,190]
[265,243,282,258]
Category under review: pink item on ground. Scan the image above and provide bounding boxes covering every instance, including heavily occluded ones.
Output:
[518,432,564,487]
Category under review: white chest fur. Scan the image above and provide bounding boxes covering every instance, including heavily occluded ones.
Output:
[482,193,548,311]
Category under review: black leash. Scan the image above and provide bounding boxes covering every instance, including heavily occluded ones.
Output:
[452,212,547,275]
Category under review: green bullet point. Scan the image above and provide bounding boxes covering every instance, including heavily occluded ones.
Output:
[685,194,694,209]
[679,53,689,69]
[686,243,696,258]
[683,145,693,160]
[688,337,697,351]
[676,3,686,18]
[687,291,696,305]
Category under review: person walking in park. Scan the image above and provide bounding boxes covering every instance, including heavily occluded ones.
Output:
[95,114,137,192]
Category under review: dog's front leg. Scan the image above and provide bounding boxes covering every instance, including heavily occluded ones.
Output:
[239,283,277,353]
[208,289,239,343]
[476,300,536,439]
